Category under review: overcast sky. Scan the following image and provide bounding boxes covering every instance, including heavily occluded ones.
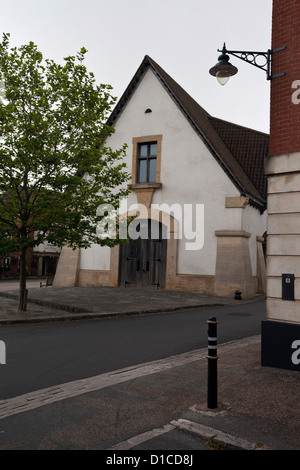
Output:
[1,0,272,133]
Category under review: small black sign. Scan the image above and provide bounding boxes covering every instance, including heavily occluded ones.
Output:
[262,320,300,371]
[282,274,295,301]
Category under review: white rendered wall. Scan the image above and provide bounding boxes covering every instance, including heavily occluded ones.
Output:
[80,245,111,270]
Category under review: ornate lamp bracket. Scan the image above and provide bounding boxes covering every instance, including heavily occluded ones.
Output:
[218,43,287,80]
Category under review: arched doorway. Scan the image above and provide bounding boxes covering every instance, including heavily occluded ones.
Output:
[118,219,167,288]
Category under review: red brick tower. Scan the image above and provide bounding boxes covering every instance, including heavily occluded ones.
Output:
[269,0,300,156]
[262,0,300,370]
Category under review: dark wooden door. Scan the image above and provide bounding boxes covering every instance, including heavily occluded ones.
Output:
[119,219,167,288]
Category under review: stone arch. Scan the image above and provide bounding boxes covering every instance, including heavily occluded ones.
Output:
[109,205,178,289]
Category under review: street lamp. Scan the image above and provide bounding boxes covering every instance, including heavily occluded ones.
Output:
[209,43,286,85]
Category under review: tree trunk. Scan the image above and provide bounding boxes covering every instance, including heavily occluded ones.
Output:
[18,247,28,311]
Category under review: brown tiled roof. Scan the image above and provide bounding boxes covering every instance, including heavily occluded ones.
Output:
[108,55,268,210]
[208,117,268,203]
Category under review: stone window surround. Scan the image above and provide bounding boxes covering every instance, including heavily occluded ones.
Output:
[132,135,162,184]
[130,135,163,208]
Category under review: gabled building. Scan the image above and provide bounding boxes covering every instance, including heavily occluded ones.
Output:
[54,55,268,299]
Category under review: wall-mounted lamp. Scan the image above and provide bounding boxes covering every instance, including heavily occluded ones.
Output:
[209,43,286,85]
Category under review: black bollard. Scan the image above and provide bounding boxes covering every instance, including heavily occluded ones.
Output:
[207,316,218,409]
[234,290,242,300]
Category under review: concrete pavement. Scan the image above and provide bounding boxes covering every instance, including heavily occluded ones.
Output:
[0,278,299,451]
[0,278,244,324]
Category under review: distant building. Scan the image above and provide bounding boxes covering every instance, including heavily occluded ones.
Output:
[0,239,61,279]
[54,56,268,299]
[32,241,61,277]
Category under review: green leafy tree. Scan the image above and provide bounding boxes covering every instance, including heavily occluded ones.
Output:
[0,33,130,310]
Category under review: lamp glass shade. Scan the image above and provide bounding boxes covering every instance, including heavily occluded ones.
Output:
[216,71,230,86]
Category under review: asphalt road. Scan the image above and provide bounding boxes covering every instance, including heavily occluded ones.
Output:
[0,298,265,399]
